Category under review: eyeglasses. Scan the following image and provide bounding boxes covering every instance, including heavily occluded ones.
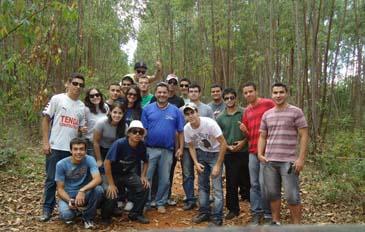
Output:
[136,70,146,74]
[89,93,101,98]
[180,84,189,88]
[168,80,178,85]
[71,81,85,88]
[224,96,235,101]
[130,128,145,136]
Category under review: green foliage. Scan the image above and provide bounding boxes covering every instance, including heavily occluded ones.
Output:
[313,129,365,202]
[0,147,16,168]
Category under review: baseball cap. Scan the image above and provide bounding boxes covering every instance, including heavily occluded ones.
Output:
[183,102,198,113]
[166,74,178,82]
[134,61,148,70]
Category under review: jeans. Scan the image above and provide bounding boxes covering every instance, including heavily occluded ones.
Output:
[43,149,70,213]
[249,153,271,218]
[58,186,104,221]
[196,149,223,222]
[182,147,196,203]
[146,147,173,207]
[262,161,301,205]
[168,151,177,199]
[224,151,250,213]
[101,172,149,219]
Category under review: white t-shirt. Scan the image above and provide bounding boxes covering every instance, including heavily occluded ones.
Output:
[43,93,86,151]
[184,117,223,153]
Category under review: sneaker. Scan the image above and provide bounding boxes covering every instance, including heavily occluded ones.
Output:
[167,199,177,206]
[39,211,51,222]
[150,200,157,208]
[112,207,123,216]
[208,220,223,227]
[84,220,95,229]
[192,213,210,224]
[250,214,260,225]
[117,201,125,209]
[183,202,196,211]
[225,211,239,220]
[124,201,134,211]
[157,206,166,213]
[129,215,150,224]
[65,220,74,225]
[270,221,281,226]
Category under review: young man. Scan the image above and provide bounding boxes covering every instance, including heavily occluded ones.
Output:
[240,82,275,225]
[141,82,185,213]
[258,83,308,225]
[120,75,135,98]
[106,82,124,107]
[184,103,227,226]
[55,138,103,229]
[40,73,87,222]
[179,77,191,104]
[132,60,163,84]
[138,75,153,108]
[181,83,214,210]
[208,84,225,118]
[216,88,250,220]
[101,120,150,224]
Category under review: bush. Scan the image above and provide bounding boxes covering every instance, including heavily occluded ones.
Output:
[0,147,16,167]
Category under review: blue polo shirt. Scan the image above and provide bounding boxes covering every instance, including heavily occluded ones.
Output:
[141,102,185,150]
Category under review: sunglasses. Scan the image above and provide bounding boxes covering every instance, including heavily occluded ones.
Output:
[130,128,145,136]
[89,93,101,98]
[168,80,178,85]
[224,96,235,101]
[136,70,146,74]
[180,84,189,88]
[71,81,85,88]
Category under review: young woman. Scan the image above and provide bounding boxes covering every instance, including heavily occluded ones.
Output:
[93,102,126,167]
[84,88,108,157]
[124,86,142,126]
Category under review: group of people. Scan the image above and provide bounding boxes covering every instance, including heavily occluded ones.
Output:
[39,61,309,229]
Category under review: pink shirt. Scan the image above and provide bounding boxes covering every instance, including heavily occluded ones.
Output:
[260,105,308,162]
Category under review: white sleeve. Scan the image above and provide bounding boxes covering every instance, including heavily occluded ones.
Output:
[210,120,223,139]
[42,95,58,118]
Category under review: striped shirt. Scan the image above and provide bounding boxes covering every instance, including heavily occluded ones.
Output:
[260,105,308,162]
[242,98,275,153]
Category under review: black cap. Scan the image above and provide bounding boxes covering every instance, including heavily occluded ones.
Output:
[134,61,148,70]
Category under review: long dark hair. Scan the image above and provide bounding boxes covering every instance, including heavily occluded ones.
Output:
[84,88,107,114]
[107,102,126,138]
[125,85,142,120]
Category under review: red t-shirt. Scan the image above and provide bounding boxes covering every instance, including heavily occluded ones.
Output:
[242,98,275,154]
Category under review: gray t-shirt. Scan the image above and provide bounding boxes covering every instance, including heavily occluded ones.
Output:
[208,101,226,119]
[94,117,117,148]
[85,104,108,141]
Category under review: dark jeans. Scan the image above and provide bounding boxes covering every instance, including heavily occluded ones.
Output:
[224,151,250,214]
[43,149,70,213]
[168,153,178,199]
[101,173,149,219]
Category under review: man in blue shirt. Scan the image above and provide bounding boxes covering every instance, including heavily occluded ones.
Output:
[141,82,185,213]
[55,138,103,229]
[101,120,150,224]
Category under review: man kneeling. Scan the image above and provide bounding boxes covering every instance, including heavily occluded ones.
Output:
[101,120,150,224]
[55,138,103,229]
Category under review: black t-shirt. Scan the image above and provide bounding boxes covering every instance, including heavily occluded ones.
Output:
[150,94,185,108]
[106,137,148,176]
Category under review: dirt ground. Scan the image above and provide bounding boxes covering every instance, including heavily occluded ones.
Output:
[0,152,363,231]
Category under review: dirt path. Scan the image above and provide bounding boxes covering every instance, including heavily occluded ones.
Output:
[0,151,363,231]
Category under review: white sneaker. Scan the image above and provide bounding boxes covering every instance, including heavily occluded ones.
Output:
[117,201,125,209]
[124,201,134,211]
[84,220,95,229]
[167,199,177,206]
[150,200,157,207]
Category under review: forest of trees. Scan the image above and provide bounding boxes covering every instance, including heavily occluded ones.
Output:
[1,0,364,151]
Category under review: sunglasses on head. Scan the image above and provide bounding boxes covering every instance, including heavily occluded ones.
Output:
[180,84,189,88]
[168,80,178,85]
[89,93,101,98]
[71,81,85,88]
[130,128,145,136]
[224,96,235,101]
[136,70,146,74]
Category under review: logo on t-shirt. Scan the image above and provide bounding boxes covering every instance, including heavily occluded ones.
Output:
[60,115,79,129]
